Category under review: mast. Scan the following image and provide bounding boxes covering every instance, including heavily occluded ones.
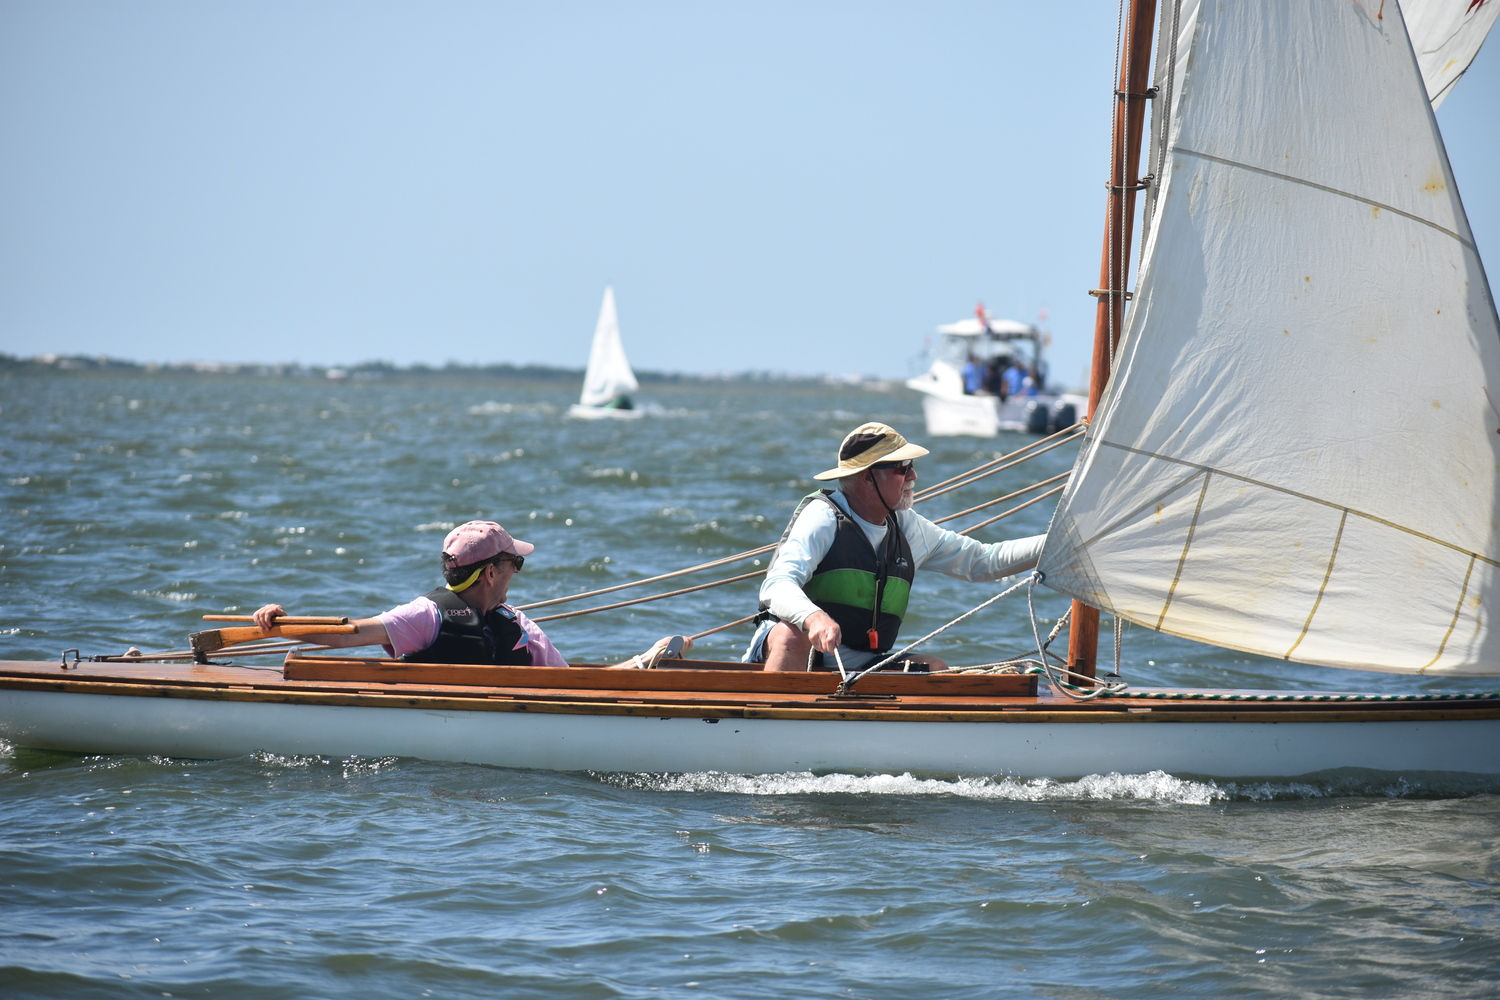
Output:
[1067,0,1158,679]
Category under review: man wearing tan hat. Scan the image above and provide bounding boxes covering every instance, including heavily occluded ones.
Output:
[745,423,1045,673]
[254,520,684,667]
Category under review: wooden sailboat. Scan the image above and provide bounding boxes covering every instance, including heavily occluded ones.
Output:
[3,0,1499,778]
[567,286,643,419]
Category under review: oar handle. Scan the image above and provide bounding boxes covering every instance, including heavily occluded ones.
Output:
[201,615,349,625]
[189,624,358,656]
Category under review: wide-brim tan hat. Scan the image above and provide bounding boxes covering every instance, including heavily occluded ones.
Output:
[813,422,930,480]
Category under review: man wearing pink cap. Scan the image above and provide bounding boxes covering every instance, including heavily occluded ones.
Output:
[253,520,683,668]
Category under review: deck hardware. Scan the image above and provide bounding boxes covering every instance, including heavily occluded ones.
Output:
[1106,174,1153,192]
[703,717,720,724]
[1115,86,1158,99]
[1089,288,1135,300]
[59,649,80,670]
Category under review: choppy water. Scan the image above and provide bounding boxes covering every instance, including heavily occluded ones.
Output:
[2,369,1498,997]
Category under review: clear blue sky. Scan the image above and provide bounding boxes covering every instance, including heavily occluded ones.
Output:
[1,2,1495,385]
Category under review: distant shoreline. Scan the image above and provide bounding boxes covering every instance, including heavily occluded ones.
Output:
[0,352,886,386]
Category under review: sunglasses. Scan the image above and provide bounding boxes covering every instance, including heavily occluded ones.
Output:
[496,553,525,571]
[872,460,914,473]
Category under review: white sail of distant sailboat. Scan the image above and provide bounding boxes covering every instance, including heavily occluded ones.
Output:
[569,286,642,420]
[1039,0,1500,676]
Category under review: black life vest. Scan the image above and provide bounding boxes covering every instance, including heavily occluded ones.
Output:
[402,587,533,666]
[759,490,915,653]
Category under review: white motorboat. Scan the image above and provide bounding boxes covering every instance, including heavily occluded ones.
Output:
[906,308,1084,437]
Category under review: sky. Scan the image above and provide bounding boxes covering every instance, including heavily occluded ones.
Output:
[0,2,1496,385]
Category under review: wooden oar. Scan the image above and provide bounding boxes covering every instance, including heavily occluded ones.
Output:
[201,615,349,625]
[190,624,357,656]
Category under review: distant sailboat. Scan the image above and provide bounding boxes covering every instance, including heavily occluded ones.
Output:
[568,287,643,420]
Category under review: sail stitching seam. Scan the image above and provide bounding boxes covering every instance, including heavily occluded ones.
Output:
[1173,147,1476,252]
[1419,553,1476,674]
[1285,509,1347,660]
[1094,438,1500,569]
[1156,470,1213,631]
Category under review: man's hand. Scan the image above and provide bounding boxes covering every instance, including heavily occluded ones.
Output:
[253,604,286,630]
[803,611,842,653]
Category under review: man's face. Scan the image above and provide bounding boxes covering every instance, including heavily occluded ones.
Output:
[477,555,523,607]
[873,462,917,510]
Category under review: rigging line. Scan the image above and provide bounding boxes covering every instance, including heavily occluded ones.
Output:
[522,435,1079,613]
[1092,437,1500,568]
[1284,509,1348,661]
[530,569,763,624]
[915,428,1083,503]
[934,471,1072,525]
[1029,573,1125,700]
[915,423,1083,497]
[1140,0,1183,271]
[688,615,757,641]
[955,484,1068,536]
[516,544,776,611]
[520,431,1082,614]
[1173,148,1476,252]
[836,574,1035,693]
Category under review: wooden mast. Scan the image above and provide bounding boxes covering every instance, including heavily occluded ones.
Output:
[1067,0,1159,679]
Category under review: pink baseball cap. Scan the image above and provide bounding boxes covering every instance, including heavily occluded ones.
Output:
[441,520,534,565]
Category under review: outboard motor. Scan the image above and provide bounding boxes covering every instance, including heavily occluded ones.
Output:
[1025,400,1050,435]
[1049,399,1077,433]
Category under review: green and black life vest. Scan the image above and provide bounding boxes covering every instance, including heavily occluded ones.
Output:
[759,490,915,653]
[402,587,532,666]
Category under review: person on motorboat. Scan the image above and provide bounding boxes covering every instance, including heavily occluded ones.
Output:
[743,422,1045,673]
[253,520,686,668]
[1002,360,1029,398]
[961,354,985,395]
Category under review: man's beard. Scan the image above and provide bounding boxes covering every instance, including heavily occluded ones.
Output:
[894,486,915,511]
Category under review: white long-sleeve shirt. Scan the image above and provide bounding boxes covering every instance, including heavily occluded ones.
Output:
[759,490,1047,627]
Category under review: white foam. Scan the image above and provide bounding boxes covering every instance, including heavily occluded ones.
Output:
[467,401,557,416]
[599,769,1227,805]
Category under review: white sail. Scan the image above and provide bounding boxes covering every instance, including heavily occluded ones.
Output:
[1040,0,1500,676]
[1404,0,1499,107]
[578,286,639,407]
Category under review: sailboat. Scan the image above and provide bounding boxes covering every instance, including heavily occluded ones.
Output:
[2,0,1498,778]
[567,286,643,420]
[1042,0,1500,682]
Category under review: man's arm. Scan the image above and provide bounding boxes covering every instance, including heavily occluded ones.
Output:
[899,512,1047,581]
[758,500,845,652]
[252,604,391,647]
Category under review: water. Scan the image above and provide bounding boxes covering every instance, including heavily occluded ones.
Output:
[2,368,1498,997]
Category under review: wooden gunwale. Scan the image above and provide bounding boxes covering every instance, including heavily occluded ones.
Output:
[2,660,1497,726]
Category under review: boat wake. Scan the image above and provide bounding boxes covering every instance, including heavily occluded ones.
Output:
[598,769,1227,804]
[598,768,1500,803]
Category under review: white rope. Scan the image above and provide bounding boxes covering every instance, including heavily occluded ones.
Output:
[1027,574,1129,700]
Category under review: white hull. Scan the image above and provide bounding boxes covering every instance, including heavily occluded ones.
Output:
[908,386,1082,437]
[567,403,643,421]
[3,688,1497,777]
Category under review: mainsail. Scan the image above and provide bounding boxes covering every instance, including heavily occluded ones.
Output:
[578,286,639,407]
[1040,0,1500,676]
